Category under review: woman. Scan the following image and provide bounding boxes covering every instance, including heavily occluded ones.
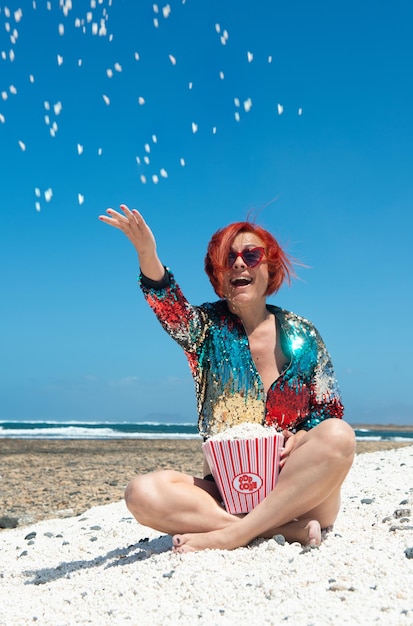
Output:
[99,204,355,553]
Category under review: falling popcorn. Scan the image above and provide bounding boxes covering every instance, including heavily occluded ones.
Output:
[152,134,157,143]
[180,157,185,166]
[160,168,168,178]
[140,174,147,184]
[243,98,252,112]
[77,144,83,155]
[9,85,17,95]
[144,156,150,164]
[138,97,145,105]
[114,62,122,72]
[234,98,240,107]
[234,112,240,122]
[215,23,221,33]
[18,140,26,151]
[153,4,159,13]
[169,54,177,65]
[277,103,283,115]
[298,108,303,115]
[57,55,64,66]
[134,52,140,61]
[192,122,198,133]
[106,69,113,78]
[35,202,41,212]
[29,75,35,83]
[78,193,85,205]
[44,188,53,202]
[58,24,64,35]
[247,51,253,62]
[153,18,159,28]
[162,4,171,18]
[219,71,225,80]
[0,114,5,123]
[144,143,151,153]
[53,102,62,115]
[268,55,272,63]
[34,188,41,197]
[152,174,159,184]
[212,126,217,134]
[103,94,110,105]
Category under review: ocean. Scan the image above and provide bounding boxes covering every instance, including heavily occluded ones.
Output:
[0,420,412,441]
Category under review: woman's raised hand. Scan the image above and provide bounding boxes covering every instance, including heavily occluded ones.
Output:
[99,204,164,280]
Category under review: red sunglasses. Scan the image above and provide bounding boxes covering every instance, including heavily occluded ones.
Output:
[228,247,265,268]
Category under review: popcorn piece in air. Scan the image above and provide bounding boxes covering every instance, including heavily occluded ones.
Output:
[243,98,252,112]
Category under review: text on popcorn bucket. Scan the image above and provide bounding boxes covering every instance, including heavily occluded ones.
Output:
[232,472,263,494]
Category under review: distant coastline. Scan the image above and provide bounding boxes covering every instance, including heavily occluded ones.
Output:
[350,423,413,431]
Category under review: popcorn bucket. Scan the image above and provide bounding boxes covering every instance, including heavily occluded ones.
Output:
[202,432,284,514]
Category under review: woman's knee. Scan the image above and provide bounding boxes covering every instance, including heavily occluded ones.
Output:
[124,470,183,517]
[316,419,356,459]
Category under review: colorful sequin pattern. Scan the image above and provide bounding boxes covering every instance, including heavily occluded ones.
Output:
[140,270,344,439]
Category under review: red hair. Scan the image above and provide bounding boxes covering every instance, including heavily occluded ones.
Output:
[205,221,295,298]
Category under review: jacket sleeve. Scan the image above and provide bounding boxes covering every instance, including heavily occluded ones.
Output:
[297,327,344,431]
[139,267,208,354]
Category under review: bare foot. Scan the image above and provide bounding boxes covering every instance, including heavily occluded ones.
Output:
[172,526,245,553]
[305,520,322,547]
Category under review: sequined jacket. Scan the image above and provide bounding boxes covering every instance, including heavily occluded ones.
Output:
[140,269,344,439]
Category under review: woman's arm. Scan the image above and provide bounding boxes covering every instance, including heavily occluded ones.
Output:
[99,204,164,281]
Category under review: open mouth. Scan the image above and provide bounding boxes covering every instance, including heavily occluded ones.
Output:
[230,277,252,287]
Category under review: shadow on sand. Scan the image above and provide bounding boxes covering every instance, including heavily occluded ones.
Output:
[24,534,173,585]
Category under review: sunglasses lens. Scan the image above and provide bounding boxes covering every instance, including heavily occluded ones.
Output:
[228,251,237,266]
[242,249,262,267]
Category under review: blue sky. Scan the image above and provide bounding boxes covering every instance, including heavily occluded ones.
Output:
[1,0,412,425]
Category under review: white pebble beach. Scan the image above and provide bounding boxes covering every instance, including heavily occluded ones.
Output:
[1,446,412,626]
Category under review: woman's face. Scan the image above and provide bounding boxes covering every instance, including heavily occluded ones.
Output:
[222,232,269,310]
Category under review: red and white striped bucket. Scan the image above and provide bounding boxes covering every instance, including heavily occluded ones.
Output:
[202,432,284,514]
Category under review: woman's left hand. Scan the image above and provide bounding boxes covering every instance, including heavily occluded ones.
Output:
[279,430,306,469]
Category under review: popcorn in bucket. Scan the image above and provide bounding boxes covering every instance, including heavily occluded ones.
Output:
[202,423,284,514]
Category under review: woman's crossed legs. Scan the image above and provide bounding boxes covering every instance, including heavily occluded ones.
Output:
[124,420,356,552]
